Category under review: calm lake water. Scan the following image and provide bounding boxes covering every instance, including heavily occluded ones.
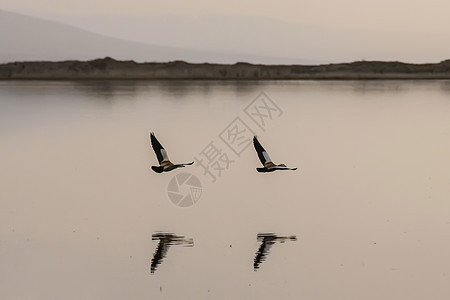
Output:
[1,80,450,299]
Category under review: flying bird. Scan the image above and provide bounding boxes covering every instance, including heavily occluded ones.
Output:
[253,136,297,172]
[254,233,297,271]
[151,232,194,274]
[150,132,194,173]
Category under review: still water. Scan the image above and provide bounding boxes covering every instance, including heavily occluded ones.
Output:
[1,80,450,299]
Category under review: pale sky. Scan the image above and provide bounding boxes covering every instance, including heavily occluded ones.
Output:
[2,0,450,63]
[2,0,450,33]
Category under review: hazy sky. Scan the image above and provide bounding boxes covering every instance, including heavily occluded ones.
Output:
[2,0,450,63]
[2,0,450,33]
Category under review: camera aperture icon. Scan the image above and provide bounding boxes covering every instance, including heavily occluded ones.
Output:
[167,173,202,207]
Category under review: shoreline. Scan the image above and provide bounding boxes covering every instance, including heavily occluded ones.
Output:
[1,57,450,80]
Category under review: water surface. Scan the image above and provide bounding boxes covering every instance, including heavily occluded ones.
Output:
[1,80,450,299]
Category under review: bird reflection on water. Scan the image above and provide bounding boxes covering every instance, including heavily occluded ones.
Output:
[254,233,297,271]
[150,232,194,274]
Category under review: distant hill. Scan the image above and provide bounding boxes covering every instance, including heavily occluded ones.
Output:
[31,13,450,64]
[0,10,294,64]
[2,57,450,80]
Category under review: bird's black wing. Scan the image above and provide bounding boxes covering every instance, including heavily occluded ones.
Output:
[150,233,193,273]
[254,238,275,271]
[151,238,170,274]
[150,132,166,164]
[253,136,271,166]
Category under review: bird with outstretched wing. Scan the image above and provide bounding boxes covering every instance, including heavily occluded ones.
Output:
[150,132,193,173]
[253,136,297,173]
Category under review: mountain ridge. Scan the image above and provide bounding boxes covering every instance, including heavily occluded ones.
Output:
[2,57,450,80]
[0,9,298,64]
